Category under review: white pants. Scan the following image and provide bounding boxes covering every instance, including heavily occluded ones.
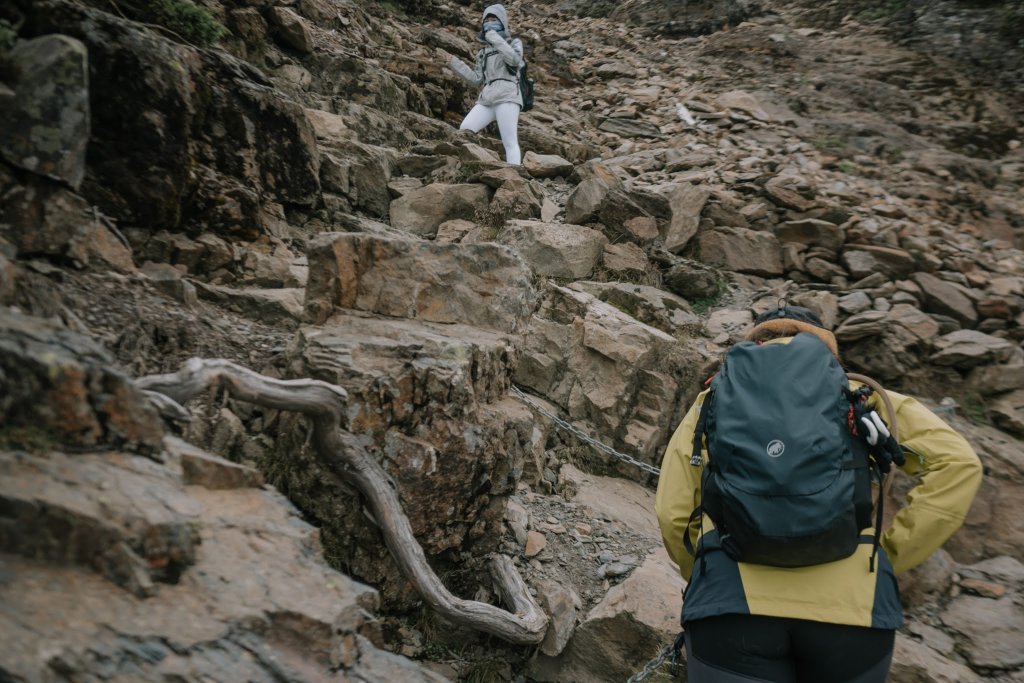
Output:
[459,102,522,165]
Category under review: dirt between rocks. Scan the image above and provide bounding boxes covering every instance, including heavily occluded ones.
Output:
[13,267,294,377]
[509,486,662,613]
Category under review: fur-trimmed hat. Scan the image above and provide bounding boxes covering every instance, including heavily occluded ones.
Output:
[746,305,839,357]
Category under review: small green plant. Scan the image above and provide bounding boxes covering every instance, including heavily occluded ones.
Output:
[145,0,227,47]
[575,1,617,18]
[997,3,1024,42]
[836,160,856,174]
[883,147,904,163]
[0,424,60,454]
[0,18,17,52]
[961,393,990,426]
[814,134,848,153]
[690,276,729,315]
[855,0,908,22]
[463,655,508,683]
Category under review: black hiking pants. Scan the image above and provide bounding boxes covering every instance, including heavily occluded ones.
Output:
[685,614,895,683]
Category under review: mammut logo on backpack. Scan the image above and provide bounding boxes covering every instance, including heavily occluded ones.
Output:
[766,440,785,458]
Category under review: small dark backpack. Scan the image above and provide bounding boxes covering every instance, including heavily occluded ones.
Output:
[510,61,534,112]
[687,333,878,568]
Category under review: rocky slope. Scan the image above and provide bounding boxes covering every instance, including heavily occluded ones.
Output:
[1,0,1023,680]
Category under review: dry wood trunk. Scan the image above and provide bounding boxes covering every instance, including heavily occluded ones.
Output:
[137,358,548,645]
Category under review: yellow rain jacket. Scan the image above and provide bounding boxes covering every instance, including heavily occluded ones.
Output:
[655,340,983,629]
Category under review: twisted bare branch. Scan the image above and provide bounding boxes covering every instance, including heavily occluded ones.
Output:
[137,357,549,645]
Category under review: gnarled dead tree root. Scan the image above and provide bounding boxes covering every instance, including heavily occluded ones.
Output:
[137,357,549,645]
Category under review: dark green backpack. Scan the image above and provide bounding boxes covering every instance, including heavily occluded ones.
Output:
[508,61,534,112]
[687,333,876,568]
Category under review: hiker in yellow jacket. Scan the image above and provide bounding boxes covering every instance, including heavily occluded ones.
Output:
[655,305,982,683]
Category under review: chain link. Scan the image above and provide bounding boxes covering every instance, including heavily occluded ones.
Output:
[510,385,661,476]
[625,643,673,682]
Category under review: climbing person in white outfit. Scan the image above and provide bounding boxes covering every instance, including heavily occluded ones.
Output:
[440,4,524,165]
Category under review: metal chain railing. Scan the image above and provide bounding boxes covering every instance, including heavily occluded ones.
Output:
[510,384,661,477]
[625,643,675,682]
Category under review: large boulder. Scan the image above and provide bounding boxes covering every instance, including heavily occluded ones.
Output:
[697,227,783,276]
[940,594,1024,670]
[496,220,608,279]
[0,181,135,272]
[564,163,650,237]
[930,330,1017,369]
[514,284,701,474]
[0,34,89,188]
[912,272,978,327]
[320,140,397,218]
[530,549,685,682]
[660,183,710,253]
[276,314,541,602]
[0,443,443,682]
[304,233,536,333]
[389,183,491,237]
[28,0,321,237]
[774,218,844,257]
[0,309,163,454]
[842,245,916,280]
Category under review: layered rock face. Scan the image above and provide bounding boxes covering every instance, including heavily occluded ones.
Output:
[261,234,544,598]
[2,0,1023,679]
[0,310,443,682]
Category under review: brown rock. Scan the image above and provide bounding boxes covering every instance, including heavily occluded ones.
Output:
[660,183,710,253]
[959,578,1007,599]
[1,183,135,273]
[697,227,783,276]
[0,309,164,454]
[764,178,815,212]
[570,282,694,335]
[890,634,981,683]
[887,303,940,343]
[662,261,723,300]
[515,285,695,473]
[977,295,1020,319]
[623,216,660,244]
[842,245,916,280]
[775,218,844,256]
[930,330,1016,369]
[389,183,491,238]
[536,579,580,657]
[912,272,979,327]
[523,152,574,178]
[269,6,314,53]
[602,242,649,277]
[990,390,1024,436]
[435,219,479,243]
[530,549,685,682]
[525,531,547,557]
[966,362,1024,396]
[497,220,608,279]
[304,233,536,333]
[940,595,1024,669]
[0,35,89,188]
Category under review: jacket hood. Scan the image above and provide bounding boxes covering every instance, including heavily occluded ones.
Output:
[481,4,511,33]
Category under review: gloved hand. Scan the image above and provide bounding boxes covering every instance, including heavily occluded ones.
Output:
[859,409,906,474]
[484,30,503,44]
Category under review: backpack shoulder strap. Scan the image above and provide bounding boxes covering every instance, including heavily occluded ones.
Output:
[689,391,712,467]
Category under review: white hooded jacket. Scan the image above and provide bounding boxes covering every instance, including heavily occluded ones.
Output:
[448,4,524,108]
